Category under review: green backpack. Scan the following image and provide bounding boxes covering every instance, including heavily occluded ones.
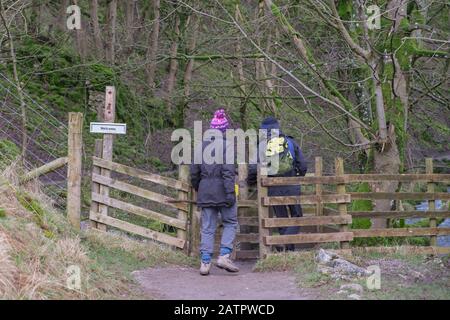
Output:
[265,136,295,176]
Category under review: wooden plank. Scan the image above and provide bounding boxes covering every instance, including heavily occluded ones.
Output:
[261,176,346,186]
[237,199,257,207]
[264,232,354,245]
[91,193,186,230]
[352,246,450,255]
[323,207,339,215]
[67,112,83,230]
[90,139,103,229]
[349,192,450,200]
[262,215,352,228]
[92,156,189,191]
[346,173,450,183]
[89,212,185,249]
[177,165,189,249]
[189,190,201,257]
[352,227,450,238]
[92,173,188,212]
[97,87,116,232]
[238,216,259,226]
[315,157,323,233]
[20,157,68,183]
[236,233,259,243]
[263,194,350,206]
[426,158,437,246]
[258,166,270,257]
[261,174,450,186]
[235,250,259,259]
[350,210,450,219]
[335,157,350,249]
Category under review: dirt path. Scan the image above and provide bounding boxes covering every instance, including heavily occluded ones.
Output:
[133,261,316,300]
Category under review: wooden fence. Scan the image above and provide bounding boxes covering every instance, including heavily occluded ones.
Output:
[89,155,190,250]
[257,157,450,258]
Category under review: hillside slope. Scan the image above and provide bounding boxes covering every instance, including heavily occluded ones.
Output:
[0,164,193,299]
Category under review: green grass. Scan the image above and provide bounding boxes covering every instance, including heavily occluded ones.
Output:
[255,250,450,299]
[364,280,450,300]
[83,231,196,279]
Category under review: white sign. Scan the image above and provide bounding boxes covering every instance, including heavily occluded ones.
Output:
[90,122,127,134]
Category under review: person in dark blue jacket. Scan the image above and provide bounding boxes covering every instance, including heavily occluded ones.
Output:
[248,117,307,251]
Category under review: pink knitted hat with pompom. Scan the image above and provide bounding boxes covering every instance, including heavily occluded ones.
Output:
[210,109,229,131]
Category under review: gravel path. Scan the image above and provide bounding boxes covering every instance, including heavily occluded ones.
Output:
[133,261,315,300]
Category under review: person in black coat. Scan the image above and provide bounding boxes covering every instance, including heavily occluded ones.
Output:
[248,117,307,251]
[190,109,240,275]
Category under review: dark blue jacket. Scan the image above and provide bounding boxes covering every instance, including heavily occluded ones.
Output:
[190,134,236,207]
[247,121,307,196]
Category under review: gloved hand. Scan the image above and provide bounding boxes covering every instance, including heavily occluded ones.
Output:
[225,192,236,207]
[246,174,257,186]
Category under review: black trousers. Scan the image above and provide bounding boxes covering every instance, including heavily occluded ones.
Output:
[272,204,303,236]
[268,184,303,251]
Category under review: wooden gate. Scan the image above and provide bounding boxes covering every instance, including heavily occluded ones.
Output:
[89,155,190,250]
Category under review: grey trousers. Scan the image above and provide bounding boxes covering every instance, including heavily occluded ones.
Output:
[200,203,238,255]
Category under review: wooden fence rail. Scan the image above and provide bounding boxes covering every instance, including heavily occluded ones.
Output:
[257,157,450,258]
[89,156,188,250]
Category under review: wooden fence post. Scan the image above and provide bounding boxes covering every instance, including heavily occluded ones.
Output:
[426,158,437,247]
[178,165,189,252]
[90,139,103,229]
[258,165,270,258]
[67,112,83,230]
[315,157,323,233]
[97,86,116,231]
[189,190,201,257]
[335,157,350,249]
[234,163,251,258]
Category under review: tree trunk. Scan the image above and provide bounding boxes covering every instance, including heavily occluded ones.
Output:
[183,15,199,99]
[73,0,87,59]
[90,0,103,57]
[105,0,117,64]
[58,0,70,32]
[124,0,135,53]
[0,2,27,163]
[146,0,160,89]
[166,12,181,98]
[371,125,401,228]
[235,4,248,130]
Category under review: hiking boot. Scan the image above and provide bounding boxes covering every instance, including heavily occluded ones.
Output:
[216,254,239,273]
[200,262,211,276]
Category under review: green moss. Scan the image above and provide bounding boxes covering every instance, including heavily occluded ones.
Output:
[351,182,372,229]
[337,0,353,21]
[16,191,54,238]
[0,208,6,218]
[0,139,20,170]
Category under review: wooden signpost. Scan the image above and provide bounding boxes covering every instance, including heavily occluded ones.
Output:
[67,112,83,230]
[89,86,124,231]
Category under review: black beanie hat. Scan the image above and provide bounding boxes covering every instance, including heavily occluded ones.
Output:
[260,117,280,130]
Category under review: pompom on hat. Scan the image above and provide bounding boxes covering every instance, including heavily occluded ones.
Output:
[210,109,230,131]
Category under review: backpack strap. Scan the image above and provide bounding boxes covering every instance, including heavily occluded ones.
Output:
[285,137,296,161]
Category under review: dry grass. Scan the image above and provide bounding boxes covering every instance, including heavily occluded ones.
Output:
[0,167,194,300]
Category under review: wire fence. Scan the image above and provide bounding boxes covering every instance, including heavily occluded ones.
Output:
[0,72,68,209]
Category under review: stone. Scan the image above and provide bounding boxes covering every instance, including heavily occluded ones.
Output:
[316,248,338,265]
[340,283,364,293]
[348,293,361,300]
[331,258,371,276]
